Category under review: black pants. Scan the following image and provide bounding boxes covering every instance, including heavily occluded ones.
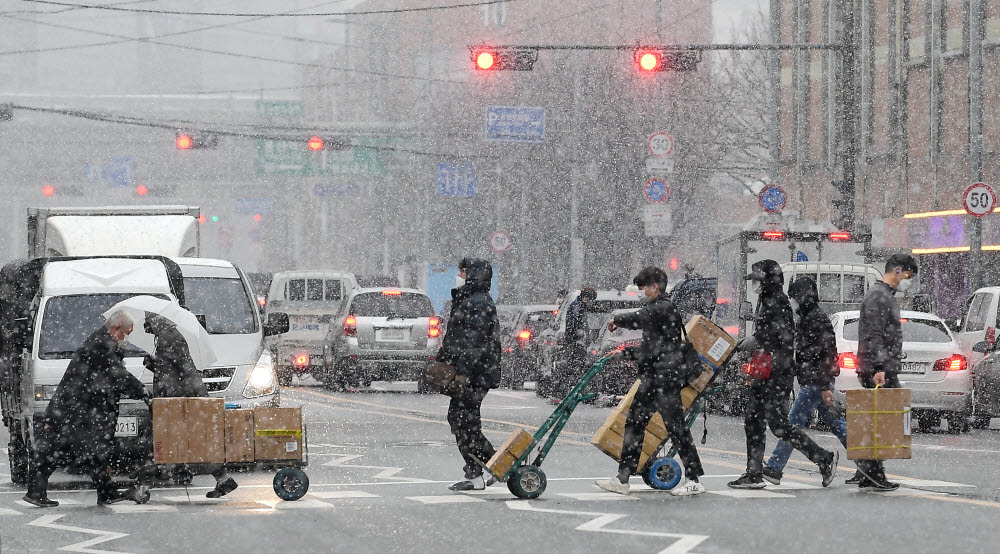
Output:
[447,385,497,479]
[857,373,902,482]
[32,426,117,499]
[744,382,831,475]
[620,382,704,481]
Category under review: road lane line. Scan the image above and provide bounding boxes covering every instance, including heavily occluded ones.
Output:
[0,507,23,516]
[707,489,795,499]
[558,492,638,501]
[255,498,334,510]
[108,504,177,514]
[309,491,380,499]
[406,495,485,504]
[27,514,130,554]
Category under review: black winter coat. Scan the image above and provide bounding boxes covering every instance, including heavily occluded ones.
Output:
[145,315,208,398]
[752,284,796,390]
[437,259,502,389]
[791,287,838,390]
[613,293,692,387]
[43,327,146,462]
[858,280,903,380]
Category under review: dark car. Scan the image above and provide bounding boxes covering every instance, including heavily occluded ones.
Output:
[585,309,643,399]
[500,304,557,390]
[971,340,1000,429]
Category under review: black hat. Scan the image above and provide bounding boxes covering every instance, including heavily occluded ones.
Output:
[745,259,784,287]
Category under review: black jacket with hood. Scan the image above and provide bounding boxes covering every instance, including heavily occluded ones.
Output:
[613,292,691,387]
[788,277,837,390]
[437,259,502,389]
[748,259,796,390]
[857,280,903,381]
[144,314,209,398]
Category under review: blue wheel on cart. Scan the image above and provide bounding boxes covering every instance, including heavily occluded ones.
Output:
[273,467,310,501]
[645,457,682,490]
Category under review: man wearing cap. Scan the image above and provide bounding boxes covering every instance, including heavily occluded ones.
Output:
[596,267,706,496]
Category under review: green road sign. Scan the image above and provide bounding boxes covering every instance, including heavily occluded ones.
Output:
[255,138,389,177]
[256,100,305,119]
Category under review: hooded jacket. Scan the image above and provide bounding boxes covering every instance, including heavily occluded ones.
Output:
[437,259,502,389]
[749,260,795,390]
[788,277,837,390]
[612,291,691,387]
[857,280,903,380]
[144,314,209,398]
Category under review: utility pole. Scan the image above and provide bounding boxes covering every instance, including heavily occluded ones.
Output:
[768,0,781,185]
[569,51,584,288]
[841,0,858,231]
[970,0,985,289]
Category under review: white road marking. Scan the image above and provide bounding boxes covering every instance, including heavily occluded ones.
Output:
[164,496,231,504]
[893,478,975,488]
[0,507,23,516]
[108,504,178,514]
[406,495,486,504]
[323,453,433,482]
[507,500,709,554]
[16,498,86,508]
[559,492,638,501]
[309,491,380,499]
[708,489,795,499]
[255,498,335,510]
[27,513,130,554]
[461,489,516,496]
[768,482,821,491]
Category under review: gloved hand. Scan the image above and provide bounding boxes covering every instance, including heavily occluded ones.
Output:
[141,390,153,409]
[736,336,757,352]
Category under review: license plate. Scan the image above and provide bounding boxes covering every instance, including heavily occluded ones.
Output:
[115,416,138,437]
[376,328,408,342]
[900,362,927,374]
[290,315,322,332]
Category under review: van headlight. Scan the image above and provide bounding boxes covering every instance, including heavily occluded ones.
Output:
[244,350,277,398]
[33,385,58,401]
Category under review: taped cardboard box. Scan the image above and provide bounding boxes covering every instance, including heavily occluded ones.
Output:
[684,315,736,369]
[846,388,912,461]
[152,398,188,464]
[608,380,668,438]
[486,428,536,478]
[254,407,304,461]
[225,409,255,463]
[152,398,225,464]
[591,424,662,469]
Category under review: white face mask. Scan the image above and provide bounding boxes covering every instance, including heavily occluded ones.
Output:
[750,280,763,295]
[455,276,466,288]
[789,298,799,312]
[897,278,913,292]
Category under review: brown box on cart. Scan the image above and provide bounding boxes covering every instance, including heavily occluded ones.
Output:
[609,380,668,438]
[254,407,304,461]
[225,409,255,463]
[684,316,737,391]
[152,397,225,464]
[846,388,912,461]
[152,398,188,464]
[591,424,662,469]
[486,428,536,478]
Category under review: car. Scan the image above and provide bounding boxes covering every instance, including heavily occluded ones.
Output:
[500,304,557,389]
[496,304,522,337]
[968,341,1000,429]
[321,287,441,392]
[585,309,643,398]
[535,289,645,398]
[955,286,1000,369]
[830,310,972,433]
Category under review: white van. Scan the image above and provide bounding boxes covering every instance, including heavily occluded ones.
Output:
[956,286,1000,367]
[266,270,359,385]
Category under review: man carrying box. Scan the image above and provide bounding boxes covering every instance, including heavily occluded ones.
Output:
[854,254,918,491]
[595,267,706,497]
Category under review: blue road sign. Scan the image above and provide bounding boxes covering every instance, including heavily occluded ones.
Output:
[795,251,809,262]
[643,177,670,203]
[436,163,478,197]
[759,185,787,213]
[485,106,546,142]
[312,183,363,197]
[85,156,134,188]
[235,197,274,215]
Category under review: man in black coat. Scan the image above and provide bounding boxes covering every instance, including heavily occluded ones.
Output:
[729,260,838,489]
[596,267,706,496]
[23,311,148,507]
[438,258,501,491]
[142,314,238,498]
[855,254,918,491]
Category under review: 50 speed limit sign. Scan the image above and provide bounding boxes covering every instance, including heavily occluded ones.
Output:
[964,183,997,217]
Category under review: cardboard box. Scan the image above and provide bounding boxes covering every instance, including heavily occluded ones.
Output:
[610,380,668,438]
[684,315,737,370]
[225,410,255,463]
[591,424,662,469]
[152,397,225,464]
[846,388,912,460]
[487,428,535,477]
[254,407,304,461]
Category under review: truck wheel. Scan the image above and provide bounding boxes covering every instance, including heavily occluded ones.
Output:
[416,374,431,394]
[7,431,30,486]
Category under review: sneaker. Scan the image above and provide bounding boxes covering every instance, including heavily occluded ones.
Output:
[845,470,864,485]
[866,478,900,492]
[819,451,839,488]
[21,493,58,508]
[727,473,766,489]
[96,490,129,506]
[206,477,239,499]
[449,475,486,491]
[595,477,630,496]
[669,478,706,497]
[762,466,782,485]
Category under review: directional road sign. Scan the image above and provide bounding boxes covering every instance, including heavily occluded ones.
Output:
[436,163,478,197]
[758,185,787,214]
[642,205,672,237]
[964,183,996,217]
[486,106,546,142]
[645,157,675,175]
[643,177,670,204]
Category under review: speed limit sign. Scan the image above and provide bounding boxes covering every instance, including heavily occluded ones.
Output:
[964,183,997,217]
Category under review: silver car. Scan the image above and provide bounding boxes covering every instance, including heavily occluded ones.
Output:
[322,288,441,392]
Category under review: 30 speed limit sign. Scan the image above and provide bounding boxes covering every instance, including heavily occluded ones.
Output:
[964,183,997,217]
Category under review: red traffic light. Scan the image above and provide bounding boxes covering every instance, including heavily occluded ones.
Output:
[176,133,193,149]
[307,136,324,151]
[669,258,680,271]
[639,52,660,71]
[42,184,55,197]
[475,50,496,70]
[253,214,262,222]
[136,185,148,196]
[198,214,207,224]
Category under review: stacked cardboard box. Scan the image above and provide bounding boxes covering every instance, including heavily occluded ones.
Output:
[486,429,536,478]
[254,407,304,461]
[684,315,737,392]
[225,409,255,463]
[152,398,225,464]
[591,381,670,469]
[846,388,912,460]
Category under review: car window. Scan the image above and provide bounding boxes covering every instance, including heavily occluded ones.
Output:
[960,295,977,331]
[184,277,259,334]
[844,274,866,303]
[843,318,953,343]
[306,279,323,301]
[350,293,434,318]
[287,279,305,301]
[967,293,992,332]
[324,280,343,301]
[39,293,171,359]
[818,273,842,303]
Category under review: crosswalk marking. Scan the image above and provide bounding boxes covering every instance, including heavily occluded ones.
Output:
[16,498,86,508]
[0,507,23,516]
[461,489,516,496]
[559,492,638,501]
[164,496,231,504]
[109,503,178,514]
[406,495,485,504]
[256,498,335,510]
[893,478,974,488]
[708,489,795,499]
[309,491,380,499]
[768,482,821,491]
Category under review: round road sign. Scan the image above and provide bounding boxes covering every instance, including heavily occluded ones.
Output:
[647,132,674,157]
[964,183,996,217]
[643,177,670,204]
[489,231,512,252]
[758,185,787,214]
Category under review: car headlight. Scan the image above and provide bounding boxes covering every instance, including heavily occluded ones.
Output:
[244,350,277,398]
[33,385,58,401]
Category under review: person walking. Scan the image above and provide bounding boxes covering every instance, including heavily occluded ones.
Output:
[729,260,839,489]
[22,312,148,507]
[596,267,706,497]
[438,258,502,491]
[142,313,239,498]
[855,254,918,491]
[763,276,854,485]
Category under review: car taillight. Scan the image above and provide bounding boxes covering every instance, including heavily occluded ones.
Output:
[829,232,851,241]
[343,315,357,337]
[933,354,967,372]
[838,352,858,371]
[987,327,996,347]
[428,316,441,338]
[294,354,309,367]
[382,289,402,296]
[517,329,531,347]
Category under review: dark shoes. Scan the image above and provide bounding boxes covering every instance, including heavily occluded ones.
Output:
[727,473,766,489]
[23,469,58,507]
[448,475,486,491]
[819,451,839,488]
[859,477,900,492]
[762,467,782,485]
[97,490,130,506]
[846,470,864,485]
[206,478,239,499]
[22,493,59,508]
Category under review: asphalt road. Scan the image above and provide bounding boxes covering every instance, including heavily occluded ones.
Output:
[2,379,999,553]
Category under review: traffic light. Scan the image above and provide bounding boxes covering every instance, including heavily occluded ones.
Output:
[41,184,55,197]
[135,185,148,196]
[175,130,218,149]
[253,214,262,222]
[469,45,538,71]
[305,136,348,151]
[633,48,701,72]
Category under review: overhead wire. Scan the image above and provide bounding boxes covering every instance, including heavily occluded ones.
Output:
[20,0,525,17]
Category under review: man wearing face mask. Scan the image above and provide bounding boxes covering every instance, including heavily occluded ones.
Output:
[729,260,838,489]
[23,311,150,507]
[596,267,706,496]
[855,254,918,491]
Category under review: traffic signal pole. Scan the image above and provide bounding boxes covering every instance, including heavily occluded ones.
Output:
[970,0,985,290]
[570,51,584,288]
[841,3,858,232]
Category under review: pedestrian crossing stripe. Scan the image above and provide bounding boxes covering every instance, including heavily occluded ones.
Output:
[109,504,178,514]
[708,490,795,499]
[164,496,231,504]
[256,498,335,510]
[0,507,23,516]
[309,491,380,499]
[406,495,486,504]
[15,498,85,508]
[559,492,638,501]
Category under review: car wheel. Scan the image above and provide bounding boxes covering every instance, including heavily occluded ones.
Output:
[917,411,940,432]
[946,412,970,434]
[971,413,993,429]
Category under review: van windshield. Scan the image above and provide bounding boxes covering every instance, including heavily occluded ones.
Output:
[184,277,258,334]
[351,293,434,318]
[39,293,169,359]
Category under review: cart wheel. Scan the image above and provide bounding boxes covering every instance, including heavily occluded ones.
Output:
[641,469,654,488]
[132,485,151,505]
[508,465,547,499]
[273,467,310,501]
[646,457,682,490]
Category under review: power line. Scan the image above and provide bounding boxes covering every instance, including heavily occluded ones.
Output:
[21,0,523,17]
